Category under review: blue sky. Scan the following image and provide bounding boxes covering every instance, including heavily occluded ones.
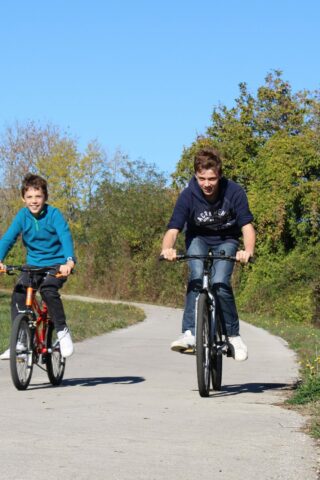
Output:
[0,0,319,177]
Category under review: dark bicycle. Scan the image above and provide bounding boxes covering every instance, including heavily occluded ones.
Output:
[0,265,66,390]
[161,249,244,397]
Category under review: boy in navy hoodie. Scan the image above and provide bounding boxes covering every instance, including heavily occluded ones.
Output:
[0,174,75,360]
[161,147,255,360]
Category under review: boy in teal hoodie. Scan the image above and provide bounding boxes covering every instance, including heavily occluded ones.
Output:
[0,173,75,359]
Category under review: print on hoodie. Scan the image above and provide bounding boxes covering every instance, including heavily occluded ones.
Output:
[168,176,253,248]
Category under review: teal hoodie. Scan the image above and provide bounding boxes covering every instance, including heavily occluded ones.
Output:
[0,204,75,266]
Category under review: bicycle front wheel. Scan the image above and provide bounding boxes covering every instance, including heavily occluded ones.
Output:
[46,322,65,385]
[10,314,34,390]
[211,305,223,391]
[196,293,211,397]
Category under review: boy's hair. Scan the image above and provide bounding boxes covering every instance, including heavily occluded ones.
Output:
[194,147,223,175]
[21,174,48,200]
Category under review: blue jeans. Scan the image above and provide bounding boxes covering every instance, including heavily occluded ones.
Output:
[182,237,239,336]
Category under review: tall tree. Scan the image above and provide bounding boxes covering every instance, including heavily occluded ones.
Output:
[0,121,107,231]
[248,130,320,253]
[173,71,313,189]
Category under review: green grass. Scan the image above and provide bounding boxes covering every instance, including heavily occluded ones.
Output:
[241,311,320,438]
[0,292,145,354]
[289,377,320,404]
[0,294,11,354]
[64,298,145,341]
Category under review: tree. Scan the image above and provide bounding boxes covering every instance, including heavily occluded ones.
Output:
[248,130,320,253]
[82,157,176,299]
[0,121,65,222]
[0,121,107,231]
[172,71,313,190]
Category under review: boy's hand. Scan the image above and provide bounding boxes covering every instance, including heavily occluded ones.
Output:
[0,262,6,271]
[236,250,253,264]
[59,261,74,276]
[160,248,177,261]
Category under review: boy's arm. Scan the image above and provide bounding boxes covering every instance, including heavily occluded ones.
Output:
[0,213,23,264]
[52,209,76,269]
[160,189,189,261]
[236,223,256,264]
[160,228,180,261]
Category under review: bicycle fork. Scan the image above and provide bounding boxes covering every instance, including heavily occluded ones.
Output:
[25,286,51,364]
[208,294,232,358]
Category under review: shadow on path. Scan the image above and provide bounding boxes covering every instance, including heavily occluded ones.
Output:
[24,375,145,390]
[206,382,291,397]
[61,375,146,387]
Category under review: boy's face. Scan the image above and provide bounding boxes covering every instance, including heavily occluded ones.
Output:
[195,168,221,199]
[22,187,46,216]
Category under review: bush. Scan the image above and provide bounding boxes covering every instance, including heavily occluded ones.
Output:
[237,245,320,324]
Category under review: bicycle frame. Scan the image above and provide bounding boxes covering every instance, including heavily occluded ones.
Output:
[194,250,230,348]
[30,290,50,357]
[15,272,51,358]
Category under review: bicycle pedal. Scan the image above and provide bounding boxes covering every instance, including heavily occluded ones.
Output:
[16,355,27,362]
[181,347,195,355]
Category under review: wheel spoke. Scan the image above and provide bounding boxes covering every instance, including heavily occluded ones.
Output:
[211,318,223,391]
[10,315,34,390]
[46,323,65,385]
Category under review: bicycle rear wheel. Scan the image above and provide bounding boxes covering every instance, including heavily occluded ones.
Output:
[10,314,34,390]
[46,322,65,385]
[211,304,223,391]
[196,293,211,397]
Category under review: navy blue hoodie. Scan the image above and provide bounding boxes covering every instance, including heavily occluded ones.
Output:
[167,176,253,248]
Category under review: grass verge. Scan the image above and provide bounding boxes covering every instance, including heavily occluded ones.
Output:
[0,292,145,354]
[241,311,320,438]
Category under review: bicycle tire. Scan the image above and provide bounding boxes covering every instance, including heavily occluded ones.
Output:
[196,293,211,397]
[211,303,223,391]
[10,314,34,390]
[46,322,65,385]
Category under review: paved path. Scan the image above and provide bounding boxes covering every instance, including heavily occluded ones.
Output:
[0,297,319,480]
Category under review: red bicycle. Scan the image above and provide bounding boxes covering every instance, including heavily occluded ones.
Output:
[1,265,66,390]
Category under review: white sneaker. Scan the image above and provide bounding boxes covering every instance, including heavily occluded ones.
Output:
[0,348,10,360]
[0,342,27,360]
[16,341,26,352]
[229,335,248,361]
[57,328,74,358]
[171,330,195,352]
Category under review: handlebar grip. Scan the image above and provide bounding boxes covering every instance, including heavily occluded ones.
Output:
[159,255,186,261]
[0,266,17,275]
[51,269,74,278]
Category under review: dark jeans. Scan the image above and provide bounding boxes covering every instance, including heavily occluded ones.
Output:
[11,270,68,334]
[182,237,239,336]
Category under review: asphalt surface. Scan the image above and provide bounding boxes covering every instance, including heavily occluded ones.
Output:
[0,297,319,480]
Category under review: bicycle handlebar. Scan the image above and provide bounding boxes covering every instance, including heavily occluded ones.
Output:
[159,251,254,263]
[0,265,68,276]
